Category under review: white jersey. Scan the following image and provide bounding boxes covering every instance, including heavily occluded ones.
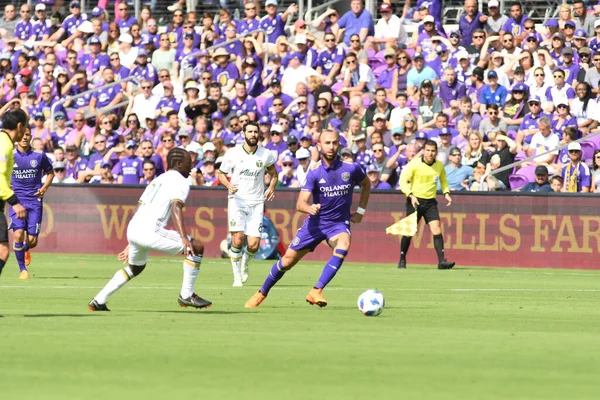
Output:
[130,170,190,229]
[219,145,275,206]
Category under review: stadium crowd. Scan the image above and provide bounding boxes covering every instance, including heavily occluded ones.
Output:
[1,0,600,193]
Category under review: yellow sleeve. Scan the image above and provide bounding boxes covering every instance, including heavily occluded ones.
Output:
[0,135,14,201]
[438,162,450,195]
[399,160,416,197]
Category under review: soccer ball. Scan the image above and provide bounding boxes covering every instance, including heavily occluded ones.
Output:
[357,289,385,316]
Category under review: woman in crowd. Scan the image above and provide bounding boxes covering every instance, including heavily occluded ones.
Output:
[401,113,418,142]
[31,112,51,151]
[0,72,16,105]
[152,33,177,75]
[590,149,600,193]
[416,80,442,130]
[107,23,121,54]
[501,83,529,132]
[551,100,578,140]
[139,6,153,33]
[462,131,490,168]
[571,82,598,135]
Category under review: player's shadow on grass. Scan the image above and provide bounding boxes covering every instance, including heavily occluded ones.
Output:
[132,310,255,315]
[22,314,105,318]
[34,276,106,280]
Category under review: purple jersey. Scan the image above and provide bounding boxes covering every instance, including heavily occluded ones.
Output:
[14,20,33,41]
[12,149,53,202]
[130,63,157,84]
[260,14,286,44]
[212,62,240,87]
[112,65,131,81]
[32,19,51,41]
[317,48,344,76]
[458,12,485,47]
[265,141,288,162]
[81,53,109,77]
[62,14,88,37]
[237,17,260,36]
[230,96,257,117]
[376,65,398,90]
[355,150,373,168]
[439,80,467,108]
[302,159,366,223]
[93,83,121,108]
[66,157,89,180]
[69,85,93,109]
[155,96,183,123]
[113,156,143,184]
[117,16,137,32]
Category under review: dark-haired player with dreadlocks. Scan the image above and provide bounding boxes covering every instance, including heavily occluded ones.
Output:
[88,148,212,311]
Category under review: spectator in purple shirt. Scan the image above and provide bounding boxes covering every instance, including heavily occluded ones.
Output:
[49,1,88,42]
[89,68,124,120]
[500,2,528,47]
[14,4,33,43]
[260,1,298,45]
[115,1,137,33]
[230,79,258,121]
[154,80,182,124]
[237,1,260,37]
[366,164,392,190]
[439,67,467,116]
[130,49,158,86]
[459,0,486,47]
[211,48,239,93]
[332,0,375,46]
[114,140,143,184]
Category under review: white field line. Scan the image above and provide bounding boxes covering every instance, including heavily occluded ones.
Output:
[0,286,599,292]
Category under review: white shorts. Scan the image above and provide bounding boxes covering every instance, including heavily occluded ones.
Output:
[228,198,264,238]
[126,223,185,266]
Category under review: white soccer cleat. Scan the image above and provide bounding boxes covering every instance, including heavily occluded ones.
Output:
[241,264,249,283]
[232,279,243,287]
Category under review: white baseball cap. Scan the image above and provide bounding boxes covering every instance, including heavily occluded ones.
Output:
[35,4,46,11]
[118,33,133,44]
[295,34,307,45]
[568,142,582,151]
[488,0,499,8]
[423,15,435,24]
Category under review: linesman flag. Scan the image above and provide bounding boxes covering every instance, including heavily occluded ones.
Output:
[385,212,418,237]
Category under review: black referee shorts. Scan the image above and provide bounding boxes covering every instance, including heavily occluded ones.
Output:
[0,200,7,243]
[406,197,440,225]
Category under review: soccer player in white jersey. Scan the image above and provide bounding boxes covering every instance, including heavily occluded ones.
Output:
[218,121,278,287]
[88,148,211,311]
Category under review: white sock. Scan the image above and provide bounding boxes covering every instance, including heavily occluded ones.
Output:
[94,267,133,304]
[242,249,257,268]
[230,246,242,281]
[181,265,199,298]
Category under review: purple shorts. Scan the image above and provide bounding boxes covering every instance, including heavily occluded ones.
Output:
[289,220,351,252]
[9,200,43,236]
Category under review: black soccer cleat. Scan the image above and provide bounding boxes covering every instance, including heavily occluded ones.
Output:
[397,260,406,269]
[438,260,456,270]
[178,293,212,309]
[88,299,110,311]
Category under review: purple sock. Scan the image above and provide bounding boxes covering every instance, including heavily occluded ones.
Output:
[13,242,26,272]
[259,260,286,296]
[315,249,348,289]
[23,242,29,252]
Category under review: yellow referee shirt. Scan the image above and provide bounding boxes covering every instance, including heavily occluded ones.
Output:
[0,131,15,202]
[400,157,449,200]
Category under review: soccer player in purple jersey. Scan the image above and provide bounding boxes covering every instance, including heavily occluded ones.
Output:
[9,128,54,279]
[245,130,371,308]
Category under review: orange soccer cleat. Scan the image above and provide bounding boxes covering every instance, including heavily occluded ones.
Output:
[244,291,266,308]
[306,288,328,308]
[24,250,31,267]
[19,270,30,280]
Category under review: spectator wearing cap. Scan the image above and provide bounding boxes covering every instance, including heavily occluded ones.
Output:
[416,80,443,130]
[480,70,508,112]
[294,147,314,186]
[443,147,474,191]
[353,133,371,168]
[31,111,50,149]
[177,128,193,149]
[559,47,582,87]
[48,1,88,42]
[458,0,486,47]
[562,19,577,43]
[322,95,352,132]
[551,98,578,139]
[413,14,443,55]
[499,2,528,45]
[374,2,409,48]
[116,32,138,70]
[264,123,288,161]
[517,95,548,144]
[130,48,158,87]
[572,30,588,55]
[208,111,233,142]
[572,0,595,37]
[261,79,293,115]
[140,160,157,185]
[49,161,69,184]
[331,0,374,47]
[154,80,182,124]
[514,165,552,192]
[277,154,300,188]
[212,48,240,94]
[467,66,487,111]
[230,79,258,121]
[366,164,392,190]
[561,141,591,192]
[484,0,508,34]
[89,68,124,121]
[292,33,318,70]
[113,140,143,184]
[548,33,566,64]
[131,79,160,128]
[375,49,399,99]
[406,52,438,96]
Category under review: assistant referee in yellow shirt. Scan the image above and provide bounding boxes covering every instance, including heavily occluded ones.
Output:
[0,109,28,277]
[399,140,455,270]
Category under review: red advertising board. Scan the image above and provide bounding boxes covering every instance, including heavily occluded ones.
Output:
[34,186,600,269]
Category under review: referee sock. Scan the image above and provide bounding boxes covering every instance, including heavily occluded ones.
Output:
[433,234,445,263]
[315,249,348,289]
[259,260,286,296]
[230,245,243,281]
[400,236,412,261]
[181,255,202,298]
[13,242,26,272]
[94,266,135,304]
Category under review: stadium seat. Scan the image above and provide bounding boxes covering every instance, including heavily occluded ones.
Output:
[516,165,537,182]
[509,174,529,190]
[515,150,527,162]
[580,141,595,163]
[255,96,267,114]
[583,135,600,149]
[507,130,517,140]
[372,64,387,79]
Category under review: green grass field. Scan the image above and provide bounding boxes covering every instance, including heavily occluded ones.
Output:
[1,254,599,400]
